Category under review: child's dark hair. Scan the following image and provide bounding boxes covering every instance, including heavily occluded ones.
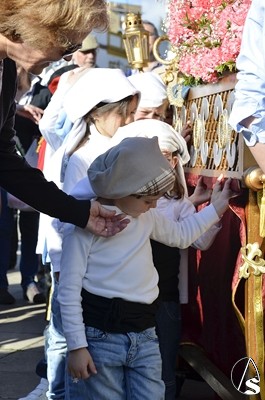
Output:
[166,150,185,200]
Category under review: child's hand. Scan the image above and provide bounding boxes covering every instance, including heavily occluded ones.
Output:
[189,176,212,206]
[181,120,192,143]
[210,175,240,217]
[68,348,97,381]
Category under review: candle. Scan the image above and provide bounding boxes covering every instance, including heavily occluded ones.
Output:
[133,47,141,61]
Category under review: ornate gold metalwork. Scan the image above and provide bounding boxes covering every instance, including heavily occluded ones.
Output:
[153,35,184,108]
[217,111,230,149]
[243,167,264,191]
[162,69,185,108]
[239,242,265,279]
[153,35,176,66]
[122,13,149,71]
[193,117,203,151]
[243,167,265,238]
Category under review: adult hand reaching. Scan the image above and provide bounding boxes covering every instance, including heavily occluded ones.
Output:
[16,104,44,124]
[86,200,130,237]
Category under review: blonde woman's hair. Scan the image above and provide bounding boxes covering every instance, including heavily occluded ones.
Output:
[0,0,109,50]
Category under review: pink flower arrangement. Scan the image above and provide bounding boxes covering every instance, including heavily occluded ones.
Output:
[166,0,252,85]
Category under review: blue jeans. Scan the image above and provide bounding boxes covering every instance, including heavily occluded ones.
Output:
[66,327,165,400]
[0,189,16,289]
[155,301,182,400]
[46,280,67,399]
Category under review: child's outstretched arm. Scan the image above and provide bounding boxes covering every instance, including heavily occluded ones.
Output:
[210,176,240,217]
[68,347,97,381]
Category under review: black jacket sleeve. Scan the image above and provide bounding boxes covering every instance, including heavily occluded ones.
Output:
[0,58,90,228]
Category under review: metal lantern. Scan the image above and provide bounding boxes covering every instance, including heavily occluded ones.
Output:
[122,13,149,71]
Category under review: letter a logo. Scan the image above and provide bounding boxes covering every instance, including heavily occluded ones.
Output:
[231,357,260,395]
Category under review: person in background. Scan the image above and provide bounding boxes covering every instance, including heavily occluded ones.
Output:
[71,33,99,68]
[0,65,51,305]
[0,0,129,246]
[142,20,161,72]
[58,136,237,400]
[128,71,192,150]
[42,68,139,400]
[128,71,168,121]
[18,67,139,400]
[229,0,265,173]
[15,66,51,304]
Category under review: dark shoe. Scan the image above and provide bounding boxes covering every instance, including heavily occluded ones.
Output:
[24,283,46,304]
[0,288,16,305]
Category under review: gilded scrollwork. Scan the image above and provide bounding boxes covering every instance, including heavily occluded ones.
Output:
[173,106,186,134]
[213,94,236,168]
[189,99,209,166]
[239,242,265,279]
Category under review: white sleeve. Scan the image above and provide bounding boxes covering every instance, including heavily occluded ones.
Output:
[39,69,78,151]
[69,177,96,200]
[229,0,265,146]
[58,225,93,351]
[45,217,63,273]
[173,198,222,250]
[150,204,220,248]
[39,88,67,151]
[63,153,90,195]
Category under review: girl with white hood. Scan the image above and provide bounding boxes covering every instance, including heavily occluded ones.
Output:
[34,68,139,400]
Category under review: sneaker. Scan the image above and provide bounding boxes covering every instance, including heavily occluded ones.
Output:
[0,288,16,305]
[18,378,48,400]
[24,282,46,304]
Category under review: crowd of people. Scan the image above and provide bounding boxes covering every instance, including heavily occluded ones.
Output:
[0,0,263,399]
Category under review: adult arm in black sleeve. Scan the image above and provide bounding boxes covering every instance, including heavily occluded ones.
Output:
[0,58,90,228]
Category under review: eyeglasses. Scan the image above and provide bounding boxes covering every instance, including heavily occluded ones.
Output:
[61,42,82,57]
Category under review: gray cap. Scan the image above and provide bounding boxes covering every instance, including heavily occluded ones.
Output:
[87,136,175,199]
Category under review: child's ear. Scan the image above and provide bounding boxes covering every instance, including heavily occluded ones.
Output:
[172,156,179,168]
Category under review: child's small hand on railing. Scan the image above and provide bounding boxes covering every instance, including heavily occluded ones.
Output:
[210,175,240,217]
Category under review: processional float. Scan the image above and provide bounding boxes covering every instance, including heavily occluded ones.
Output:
[122,12,265,399]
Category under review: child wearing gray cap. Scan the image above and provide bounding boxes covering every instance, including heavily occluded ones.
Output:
[58,136,237,400]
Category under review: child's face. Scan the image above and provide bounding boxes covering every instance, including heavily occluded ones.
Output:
[134,102,168,122]
[95,96,138,137]
[113,193,163,217]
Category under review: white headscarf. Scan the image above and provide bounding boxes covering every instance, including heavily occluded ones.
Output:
[63,68,140,122]
[128,72,167,108]
[111,119,190,194]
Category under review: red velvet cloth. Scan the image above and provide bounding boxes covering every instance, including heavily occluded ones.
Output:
[181,174,248,393]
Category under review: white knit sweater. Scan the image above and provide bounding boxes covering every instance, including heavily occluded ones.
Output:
[58,204,220,351]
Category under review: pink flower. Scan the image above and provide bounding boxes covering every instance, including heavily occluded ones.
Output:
[166,0,252,84]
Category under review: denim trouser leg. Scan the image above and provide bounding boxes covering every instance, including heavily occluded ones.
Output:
[47,281,67,399]
[66,327,165,400]
[0,189,15,289]
[155,301,182,400]
[19,210,40,290]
